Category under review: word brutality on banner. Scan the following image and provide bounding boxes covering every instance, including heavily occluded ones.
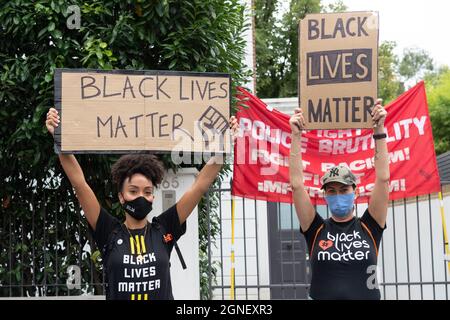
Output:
[54,69,231,154]
[299,11,379,129]
[231,83,441,204]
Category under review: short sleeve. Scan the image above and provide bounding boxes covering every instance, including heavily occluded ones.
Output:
[360,208,386,248]
[88,207,120,251]
[300,212,324,253]
[156,204,186,242]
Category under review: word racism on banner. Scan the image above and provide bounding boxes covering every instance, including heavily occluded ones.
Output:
[299,12,379,129]
[54,69,231,154]
[231,83,441,204]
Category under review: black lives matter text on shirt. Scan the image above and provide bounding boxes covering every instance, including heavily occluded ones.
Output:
[301,208,385,300]
[90,204,186,300]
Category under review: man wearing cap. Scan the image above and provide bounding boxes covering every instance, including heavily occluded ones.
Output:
[288,99,389,300]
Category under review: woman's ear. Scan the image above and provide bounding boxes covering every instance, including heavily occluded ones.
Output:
[118,192,124,205]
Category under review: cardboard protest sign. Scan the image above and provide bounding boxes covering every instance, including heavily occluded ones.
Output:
[299,11,379,129]
[54,69,231,154]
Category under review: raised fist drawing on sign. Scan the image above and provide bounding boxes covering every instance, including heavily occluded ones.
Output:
[196,106,228,151]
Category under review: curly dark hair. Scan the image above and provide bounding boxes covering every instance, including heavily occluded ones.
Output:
[111,154,165,192]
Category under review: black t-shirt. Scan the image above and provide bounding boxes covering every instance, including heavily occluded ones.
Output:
[91,204,186,300]
[301,209,385,300]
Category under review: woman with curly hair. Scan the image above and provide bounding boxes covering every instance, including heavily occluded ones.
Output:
[45,107,238,300]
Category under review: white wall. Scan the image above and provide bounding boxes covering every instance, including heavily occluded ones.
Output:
[150,168,200,300]
[262,97,298,115]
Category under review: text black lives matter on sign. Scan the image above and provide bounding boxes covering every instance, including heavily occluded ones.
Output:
[54,69,231,154]
[299,12,379,129]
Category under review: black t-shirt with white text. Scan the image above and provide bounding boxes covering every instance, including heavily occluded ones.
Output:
[91,204,186,300]
[301,209,385,300]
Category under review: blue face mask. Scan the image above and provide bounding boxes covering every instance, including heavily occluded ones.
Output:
[325,193,355,218]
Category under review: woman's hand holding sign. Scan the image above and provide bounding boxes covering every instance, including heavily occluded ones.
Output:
[229,115,238,144]
[45,107,60,136]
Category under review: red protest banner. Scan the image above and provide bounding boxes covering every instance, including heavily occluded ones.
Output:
[232,82,441,204]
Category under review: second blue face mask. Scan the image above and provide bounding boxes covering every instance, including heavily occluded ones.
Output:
[325,193,355,217]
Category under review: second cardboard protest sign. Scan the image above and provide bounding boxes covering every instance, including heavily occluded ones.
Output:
[54,69,231,154]
[299,11,379,129]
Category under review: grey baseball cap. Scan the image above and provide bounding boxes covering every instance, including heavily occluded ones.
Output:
[321,165,357,190]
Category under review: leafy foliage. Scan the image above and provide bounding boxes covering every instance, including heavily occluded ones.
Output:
[425,67,450,155]
[255,0,322,98]
[399,47,434,83]
[378,41,404,103]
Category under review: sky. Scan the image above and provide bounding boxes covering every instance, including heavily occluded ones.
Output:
[322,0,450,67]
